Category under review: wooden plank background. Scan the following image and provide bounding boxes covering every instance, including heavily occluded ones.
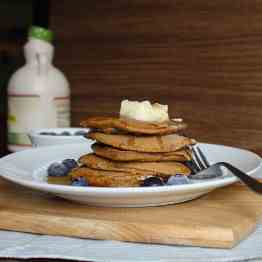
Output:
[50,0,262,154]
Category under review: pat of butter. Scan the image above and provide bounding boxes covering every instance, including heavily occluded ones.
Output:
[120,100,169,122]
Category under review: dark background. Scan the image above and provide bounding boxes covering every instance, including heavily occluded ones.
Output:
[0,0,49,156]
[1,0,262,157]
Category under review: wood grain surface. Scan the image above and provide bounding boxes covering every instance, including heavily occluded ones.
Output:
[0,178,261,249]
[50,0,262,154]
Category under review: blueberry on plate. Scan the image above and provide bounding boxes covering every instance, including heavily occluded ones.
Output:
[74,130,87,136]
[141,177,164,187]
[60,131,71,136]
[71,177,88,186]
[47,162,68,177]
[62,159,78,172]
[166,174,189,185]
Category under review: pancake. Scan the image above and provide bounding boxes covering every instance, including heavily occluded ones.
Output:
[70,166,150,187]
[92,143,192,162]
[87,132,196,153]
[81,116,186,135]
[79,153,191,176]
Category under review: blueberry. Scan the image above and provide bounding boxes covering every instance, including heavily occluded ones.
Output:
[60,131,71,136]
[47,162,68,177]
[45,132,57,136]
[74,130,87,136]
[62,159,78,172]
[141,177,164,187]
[166,174,189,185]
[39,131,58,136]
[39,132,50,135]
[71,177,88,186]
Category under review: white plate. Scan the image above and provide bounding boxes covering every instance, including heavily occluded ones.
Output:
[0,143,261,207]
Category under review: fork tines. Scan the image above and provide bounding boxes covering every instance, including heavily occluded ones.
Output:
[188,145,210,173]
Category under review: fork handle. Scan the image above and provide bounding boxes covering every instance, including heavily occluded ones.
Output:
[216,162,262,194]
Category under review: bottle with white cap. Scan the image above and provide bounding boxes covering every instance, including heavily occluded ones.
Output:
[7,26,70,152]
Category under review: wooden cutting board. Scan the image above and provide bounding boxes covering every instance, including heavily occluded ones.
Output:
[0,178,261,249]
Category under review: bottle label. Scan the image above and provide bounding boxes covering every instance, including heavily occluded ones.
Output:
[8,95,42,148]
[54,97,70,127]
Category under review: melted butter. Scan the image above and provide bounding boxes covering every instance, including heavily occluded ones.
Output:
[120,100,169,122]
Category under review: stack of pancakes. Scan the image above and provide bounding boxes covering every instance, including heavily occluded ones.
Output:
[70,116,196,187]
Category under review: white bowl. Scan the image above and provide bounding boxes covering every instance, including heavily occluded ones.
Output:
[28,128,90,148]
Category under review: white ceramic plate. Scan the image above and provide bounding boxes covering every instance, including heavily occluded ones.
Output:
[0,143,261,207]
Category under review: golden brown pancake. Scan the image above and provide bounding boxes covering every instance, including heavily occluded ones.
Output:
[92,143,192,162]
[87,132,196,153]
[81,116,186,135]
[69,167,150,187]
[79,153,191,176]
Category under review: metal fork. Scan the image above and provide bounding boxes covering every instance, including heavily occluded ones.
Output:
[189,145,262,194]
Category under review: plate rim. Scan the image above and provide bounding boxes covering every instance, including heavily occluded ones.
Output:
[0,142,261,196]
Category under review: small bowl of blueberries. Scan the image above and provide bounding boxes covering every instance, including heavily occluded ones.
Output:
[28,128,90,148]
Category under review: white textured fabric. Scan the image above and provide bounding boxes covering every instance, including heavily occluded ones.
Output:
[0,225,261,262]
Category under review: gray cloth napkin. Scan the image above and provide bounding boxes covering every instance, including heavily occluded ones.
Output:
[0,224,261,262]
